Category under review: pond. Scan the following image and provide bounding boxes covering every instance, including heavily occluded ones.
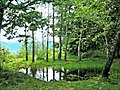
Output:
[19,67,102,82]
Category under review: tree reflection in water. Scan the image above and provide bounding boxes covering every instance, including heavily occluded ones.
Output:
[19,67,102,82]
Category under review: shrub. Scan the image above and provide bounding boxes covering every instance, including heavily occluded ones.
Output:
[82,51,93,58]
[36,48,45,60]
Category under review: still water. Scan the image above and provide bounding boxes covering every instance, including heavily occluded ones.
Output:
[19,67,64,82]
[19,67,101,82]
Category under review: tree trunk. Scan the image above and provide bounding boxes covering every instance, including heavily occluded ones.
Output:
[101,32,120,77]
[32,30,35,62]
[78,19,83,61]
[46,3,50,62]
[64,25,68,61]
[58,36,62,60]
[40,3,44,50]
[58,13,63,60]
[42,30,44,50]
[78,37,81,61]
[78,31,82,61]
[64,41,67,61]
[52,0,55,61]
[64,5,68,61]
[64,30,68,61]
[0,8,4,31]
[0,8,5,68]
[0,8,4,50]
[46,31,49,62]
[104,35,109,58]
[25,37,28,61]
[25,27,28,61]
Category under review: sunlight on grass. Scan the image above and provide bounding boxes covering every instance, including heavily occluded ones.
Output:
[1,51,120,90]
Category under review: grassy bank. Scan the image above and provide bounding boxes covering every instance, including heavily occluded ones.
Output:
[3,57,106,70]
[0,67,120,90]
[1,52,120,90]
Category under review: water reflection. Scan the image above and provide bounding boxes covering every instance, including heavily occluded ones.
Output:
[19,67,101,82]
[30,68,37,77]
[65,68,101,81]
[19,67,64,82]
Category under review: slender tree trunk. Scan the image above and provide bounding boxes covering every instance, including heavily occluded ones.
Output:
[42,30,44,50]
[46,3,50,62]
[64,29,68,61]
[58,13,63,60]
[25,36,28,61]
[52,0,55,61]
[46,30,49,62]
[0,9,3,68]
[25,26,28,61]
[64,19,68,61]
[32,30,35,62]
[104,35,109,58]
[0,8,4,50]
[64,6,68,61]
[0,8,4,32]
[40,3,44,50]
[101,32,120,77]
[78,19,83,61]
[78,35,82,61]
[58,36,62,60]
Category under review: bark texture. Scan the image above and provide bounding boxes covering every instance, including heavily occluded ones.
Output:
[32,31,35,62]
[102,32,120,77]
[58,36,62,60]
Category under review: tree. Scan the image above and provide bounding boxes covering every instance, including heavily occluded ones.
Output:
[54,0,64,60]
[69,0,95,61]
[63,1,72,61]
[102,32,120,77]
[31,28,35,62]
[57,13,63,60]
[52,0,55,61]
[0,1,42,63]
[1,0,41,37]
[101,0,120,77]
[24,25,29,61]
[29,11,43,62]
[18,25,30,61]
[46,3,50,62]
[71,0,120,76]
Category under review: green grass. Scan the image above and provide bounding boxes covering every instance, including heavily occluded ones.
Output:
[0,68,120,90]
[1,51,120,90]
[3,57,106,71]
